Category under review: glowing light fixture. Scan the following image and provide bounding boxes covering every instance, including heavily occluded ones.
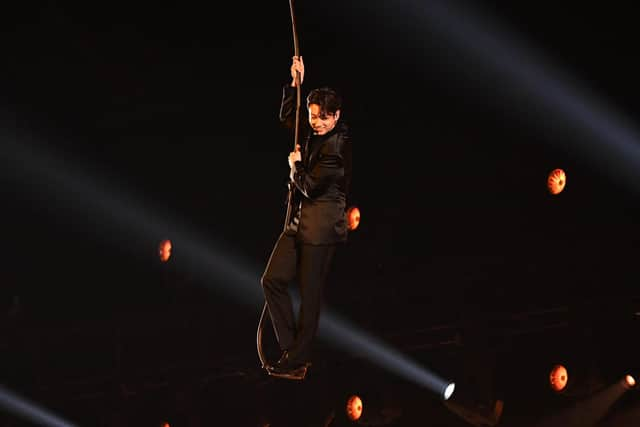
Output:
[550,364,569,392]
[346,395,363,421]
[443,382,456,400]
[346,206,361,231]
[547,168,567,195]
[624,375,636,389]
[158,239,172,262]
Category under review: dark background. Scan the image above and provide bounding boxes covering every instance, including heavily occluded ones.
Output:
[2,1,640,426]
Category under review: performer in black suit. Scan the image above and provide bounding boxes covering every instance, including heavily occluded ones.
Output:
[261,55,352,380]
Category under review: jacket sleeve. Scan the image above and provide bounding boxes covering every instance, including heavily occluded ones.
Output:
[291,140,345,199]
[279,84,296,128]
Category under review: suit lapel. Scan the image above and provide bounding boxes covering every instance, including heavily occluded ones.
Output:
[307,135,326,168]
[303,135,312,165]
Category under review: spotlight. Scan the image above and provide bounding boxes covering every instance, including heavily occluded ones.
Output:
[547,168,567,195]
[346,206,361,231]
[624,375,636,389]
[550,364,569,393]
[443,382,456,400]
[345,395,363,421]
[341,392,402,426]
[158,239,172,262]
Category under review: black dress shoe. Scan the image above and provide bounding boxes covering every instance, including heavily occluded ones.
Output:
[267,363,309,381]
[268,351,311,370]
[266,352,312,380]
[269,350,293,368]
[262,350,289,372]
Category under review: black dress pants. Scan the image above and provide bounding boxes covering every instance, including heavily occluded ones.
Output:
[261,231,336,364]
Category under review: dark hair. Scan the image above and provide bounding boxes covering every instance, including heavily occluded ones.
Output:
[306,87,342,117]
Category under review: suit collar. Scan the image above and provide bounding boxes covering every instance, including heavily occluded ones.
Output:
[305,126,339,166]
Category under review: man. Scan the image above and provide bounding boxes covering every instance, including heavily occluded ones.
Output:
[261,55,352,380]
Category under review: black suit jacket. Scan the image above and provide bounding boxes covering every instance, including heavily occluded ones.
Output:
[279,85,352,245]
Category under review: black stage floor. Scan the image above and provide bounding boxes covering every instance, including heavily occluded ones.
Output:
[2,294,639,427]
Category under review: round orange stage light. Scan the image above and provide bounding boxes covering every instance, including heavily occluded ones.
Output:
[547,168,567,195]
[346,395,363,421]
[346,206,361,231]
[158,239,172,262]
[549,364,569,392]
[625,375,636,388]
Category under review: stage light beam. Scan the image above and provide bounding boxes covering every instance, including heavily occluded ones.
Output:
[2,137,454,404]
[319,309,456,400]
[0,384,80,427]
[387,0,640,196]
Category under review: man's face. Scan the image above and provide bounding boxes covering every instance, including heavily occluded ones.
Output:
[308,104,340,136]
